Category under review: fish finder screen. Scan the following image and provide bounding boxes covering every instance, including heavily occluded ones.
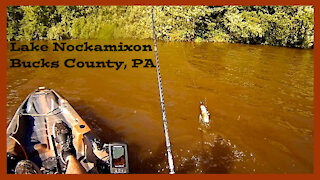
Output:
[111,145,126,168]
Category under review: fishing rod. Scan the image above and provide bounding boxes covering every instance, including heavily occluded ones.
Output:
[151,6,175,174]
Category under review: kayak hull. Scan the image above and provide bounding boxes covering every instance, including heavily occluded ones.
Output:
[7,87,110,174]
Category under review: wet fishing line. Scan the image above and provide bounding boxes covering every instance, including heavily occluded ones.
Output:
[151,6,175,174]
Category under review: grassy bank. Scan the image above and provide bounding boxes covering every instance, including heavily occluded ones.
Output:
[7,6,314,48]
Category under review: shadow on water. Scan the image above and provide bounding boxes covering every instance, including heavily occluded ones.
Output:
[71,99,237,174]
[175,130,235,174]
[71,100,169,174]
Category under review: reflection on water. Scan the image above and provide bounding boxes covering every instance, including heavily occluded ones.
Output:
[7,40,313,173]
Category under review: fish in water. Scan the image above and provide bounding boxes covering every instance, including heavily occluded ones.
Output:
[199,101,210,127]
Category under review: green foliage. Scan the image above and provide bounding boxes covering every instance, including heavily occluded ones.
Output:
[7,6,23,41]
[213,6,314,48]
[7,5,314,48]
[15,6,59,40]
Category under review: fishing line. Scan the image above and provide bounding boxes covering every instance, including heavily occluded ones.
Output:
[151,6,175,174]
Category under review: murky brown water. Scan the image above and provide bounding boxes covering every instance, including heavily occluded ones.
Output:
[7,40,313,174]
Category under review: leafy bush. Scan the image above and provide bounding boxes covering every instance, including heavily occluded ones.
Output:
[7,5,314,48]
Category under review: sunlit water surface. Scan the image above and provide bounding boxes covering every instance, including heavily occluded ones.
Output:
[7,40,313,173]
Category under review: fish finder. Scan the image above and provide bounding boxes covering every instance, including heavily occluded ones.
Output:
[108,143,129,174]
